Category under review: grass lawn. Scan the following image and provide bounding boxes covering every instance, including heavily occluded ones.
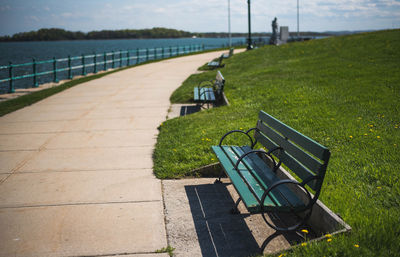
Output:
[154,30,400,256]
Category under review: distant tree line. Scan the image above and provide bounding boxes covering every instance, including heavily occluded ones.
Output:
[0,28,195,41]
[0,27,333,42]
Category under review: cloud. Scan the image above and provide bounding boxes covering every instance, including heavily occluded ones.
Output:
[29,16,39,22]
[0,5,11,11]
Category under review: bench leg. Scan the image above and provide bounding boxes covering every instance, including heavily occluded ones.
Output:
[214,169,225,184]
[230,198,241,214]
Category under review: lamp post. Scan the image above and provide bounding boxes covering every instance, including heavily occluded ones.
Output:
[247,0,252,50]
[297,0,300,39]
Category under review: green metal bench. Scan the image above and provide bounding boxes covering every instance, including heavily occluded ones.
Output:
[207,54,225,69]
[212,111,331,231]
[194,71,225,108]
[222,48,234,59]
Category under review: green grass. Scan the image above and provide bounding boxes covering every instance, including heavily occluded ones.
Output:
[154,30,400,256]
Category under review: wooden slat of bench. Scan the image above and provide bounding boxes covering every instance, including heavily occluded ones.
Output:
[193,87,215,102]
[212,145,305,212]
[204,88,215,102]
[257,121,323,173]
[208,61,219,67]
[255,132,319,191]
[212,145,260,212]
[230,146,305,211]
[259,111,330,161]
[194,87,200,101]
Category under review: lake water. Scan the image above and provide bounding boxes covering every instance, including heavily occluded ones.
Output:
[1,37,270,93]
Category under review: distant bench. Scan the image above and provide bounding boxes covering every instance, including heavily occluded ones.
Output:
[207,54,225,69]
[194,71,225,108]
[212,111,331,231]
[222,48,234,58]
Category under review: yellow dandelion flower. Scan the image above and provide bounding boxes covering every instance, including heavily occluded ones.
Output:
[377,186,382,189]
[327,238,332,242]
[349,136,353,139]
[301,229,309,234]
[369,129,374,132]
[377,136,381,139]
[211,158,215,161]
[364,133,368,136]
[325,234,332,238]
[278,254,285,257]
[301,242,307,247]
[354,244,359,248]
[369,124,373,127]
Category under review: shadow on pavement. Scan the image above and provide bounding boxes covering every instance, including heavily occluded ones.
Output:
[184,182,308,256]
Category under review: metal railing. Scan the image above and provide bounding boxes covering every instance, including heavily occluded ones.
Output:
[0,44,204,93]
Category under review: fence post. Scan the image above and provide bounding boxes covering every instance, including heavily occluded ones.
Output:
[136,49,139,64]
[81,54,86,76]
[33,58,38,87]
[53,57,58,83]
[8,62,14,93]
[103,52,107,70]
[112,51,115,68]
[146,48,149,61]
[94,53,97,74]
[127,50,130,66]
[162,47,164,59]
[68,55,72,79]
[119,50,122,67]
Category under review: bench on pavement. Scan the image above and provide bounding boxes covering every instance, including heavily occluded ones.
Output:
[194,71,225,108]
[212,110,331,231]
[223,48,234,58]
[208,54,225,69]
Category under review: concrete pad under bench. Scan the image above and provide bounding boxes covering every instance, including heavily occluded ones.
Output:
[163,176,350,256]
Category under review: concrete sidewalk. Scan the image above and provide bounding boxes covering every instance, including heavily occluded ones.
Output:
[0,50,230,257]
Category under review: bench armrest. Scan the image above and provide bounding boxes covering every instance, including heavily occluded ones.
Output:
[234,149,281,172]
[260,179,313,231]
[218,128,257,148]
[198,80,215,88]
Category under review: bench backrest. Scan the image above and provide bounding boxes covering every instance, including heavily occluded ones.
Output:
[254,111,330,196]
[218,54,224,63]
[214,71,225,96]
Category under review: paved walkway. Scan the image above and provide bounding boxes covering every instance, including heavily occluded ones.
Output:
[0,50,228,257]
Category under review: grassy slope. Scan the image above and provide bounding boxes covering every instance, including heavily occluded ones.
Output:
[155,30,400,256]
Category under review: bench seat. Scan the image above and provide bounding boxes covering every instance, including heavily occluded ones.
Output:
[212,145,305,213]
[193,87,216,103]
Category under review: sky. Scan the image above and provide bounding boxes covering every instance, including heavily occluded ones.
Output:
[0,0,399,36]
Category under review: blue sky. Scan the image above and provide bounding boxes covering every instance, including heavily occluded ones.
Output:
[0,0,399,36]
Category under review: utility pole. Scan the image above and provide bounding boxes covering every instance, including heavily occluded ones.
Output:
[247,0,252,50]
[228,0,232,47]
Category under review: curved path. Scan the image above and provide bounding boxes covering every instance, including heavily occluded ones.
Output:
[0,50,229,257]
